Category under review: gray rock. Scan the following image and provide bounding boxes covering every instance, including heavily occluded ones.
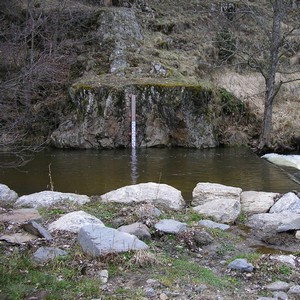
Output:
[135,203,161,218]
[198,219,230,231]
[192,182,242,206]
[288,285,300,295]
[270,254,298,268]
[118,222,151,240]
[22,221,53,240]
[0,208,42,224]
[154,219,187,234]
[269,192,300,213]
[193,231,214,246]
[193,198,241,224]
[241,191,277,215]
[265,281,291,292]
[97,270,108,284]
[227,258,254,272]
[14,191,90,208]
[48,210,104,233]
[78,225,148,256]
[246,213,300,233]
[0,232,37,244]
[32,246,68,264]
[101,182,185,210]
[0,184,18,206]
[272,291,288,300]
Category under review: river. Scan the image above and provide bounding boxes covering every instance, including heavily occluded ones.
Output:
[1,147,299,201]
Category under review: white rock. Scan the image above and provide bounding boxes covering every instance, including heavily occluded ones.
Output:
[0,184,18,205]
[296,231,300,239]
[48,211,104,233]
[288,285,300,295]
[101,182,185,210]
[269,192,300,213]
[14,191,90,208]
[193,198,241,224]
[241,191,278,215]
[192,182,242,206]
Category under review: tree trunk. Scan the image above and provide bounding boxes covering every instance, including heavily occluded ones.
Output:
[258,0,283,151]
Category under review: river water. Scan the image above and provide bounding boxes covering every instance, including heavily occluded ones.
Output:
[0,147,299,202]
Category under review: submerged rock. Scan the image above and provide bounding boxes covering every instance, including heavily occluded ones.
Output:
[14,191,90,208]
[101,182,185,210]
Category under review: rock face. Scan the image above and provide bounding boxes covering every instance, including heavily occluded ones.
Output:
[241,191,278,215]
[78,225,148,256]
[14,191,90,208]
[101,182,185,210]
[51,83,218,149]
[0,184,18,206]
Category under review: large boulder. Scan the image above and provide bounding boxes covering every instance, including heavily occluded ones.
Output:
[193,198,241,224]
[269,192,300,214]
[14,191,90,208]
[48,211,104,233]
[78,225,148,256]
[192,182,242,206]
[246,213,300,233]
[241,191,278,215]
[101,182,185,210]
[0,184,18,206]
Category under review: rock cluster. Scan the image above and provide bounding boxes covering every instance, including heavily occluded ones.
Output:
[1,182,300,299]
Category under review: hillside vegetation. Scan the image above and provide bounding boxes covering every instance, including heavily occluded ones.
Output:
[1,0,300,156]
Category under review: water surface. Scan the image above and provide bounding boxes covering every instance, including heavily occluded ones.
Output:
[0,147,299,201]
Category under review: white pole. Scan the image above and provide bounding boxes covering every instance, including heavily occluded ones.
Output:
[131,94,136,149]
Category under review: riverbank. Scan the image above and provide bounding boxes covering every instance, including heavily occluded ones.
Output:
[0,182,299,299]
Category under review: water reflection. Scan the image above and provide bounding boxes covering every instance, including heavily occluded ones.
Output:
[131,148,138,185]
[0,147,299,201]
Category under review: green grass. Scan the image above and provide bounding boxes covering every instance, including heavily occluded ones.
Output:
[0,250,101,300]
[153,255,229,289]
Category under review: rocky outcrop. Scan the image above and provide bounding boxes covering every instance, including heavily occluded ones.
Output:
[100,182,185,210]
[51,83,218,149]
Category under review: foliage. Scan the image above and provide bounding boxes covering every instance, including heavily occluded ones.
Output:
[216,28,236,62]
